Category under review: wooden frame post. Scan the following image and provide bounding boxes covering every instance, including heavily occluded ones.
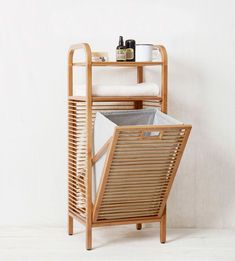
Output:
[67,45,74,235]
[68,215,73,235]
[84,44,93,250]
[160,206,166,243]
[136,65,143,230]
[136,223,142,230]
[135,66,144,110]
[68,44,93,249]
[156,45,168,114]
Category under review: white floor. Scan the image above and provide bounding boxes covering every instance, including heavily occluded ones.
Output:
[0,226,235,261]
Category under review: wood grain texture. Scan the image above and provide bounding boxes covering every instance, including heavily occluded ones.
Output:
[68,96,162,102]
[92,137,112,165]
[73,61,163,67]
[93,126,191,222]
[160,206,166,243]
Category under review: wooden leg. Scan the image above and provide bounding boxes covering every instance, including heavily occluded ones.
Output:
[160,206,166,243]
[86,225,92,250]
[68,215,73,235]
[136,223,142,230]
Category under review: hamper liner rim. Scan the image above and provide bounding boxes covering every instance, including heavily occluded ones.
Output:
[96,108,184,125]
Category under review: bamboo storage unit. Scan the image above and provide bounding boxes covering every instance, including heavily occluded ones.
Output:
[68,43,191,250]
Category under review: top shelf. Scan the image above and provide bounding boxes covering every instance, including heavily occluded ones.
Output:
[73,61,163,67]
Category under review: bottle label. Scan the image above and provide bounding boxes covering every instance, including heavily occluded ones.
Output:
[126,48,134,60]
[116,49,126,61]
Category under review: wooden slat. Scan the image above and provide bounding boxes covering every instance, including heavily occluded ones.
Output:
[68,100,87,222]
[73,61,163,67]
[92,137,112,165]
[69,96,162,102]
[93,216,161,227]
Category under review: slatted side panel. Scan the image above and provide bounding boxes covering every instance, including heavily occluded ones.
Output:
[96,127,189,221]
[68,99,137,221]
[143,100,161,110]
[68,100,87,221]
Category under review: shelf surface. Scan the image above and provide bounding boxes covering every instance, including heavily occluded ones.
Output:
[73,61,163,67]
[69,96,162,102]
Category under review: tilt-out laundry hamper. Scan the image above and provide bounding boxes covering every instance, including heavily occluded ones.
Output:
[67,43,192,250]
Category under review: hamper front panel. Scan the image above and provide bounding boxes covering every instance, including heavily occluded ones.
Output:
[94,126,190,222]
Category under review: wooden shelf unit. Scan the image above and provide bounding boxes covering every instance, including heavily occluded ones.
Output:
[68,43,169,250]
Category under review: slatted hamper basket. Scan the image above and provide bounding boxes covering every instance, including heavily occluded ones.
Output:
[92,108,191,223]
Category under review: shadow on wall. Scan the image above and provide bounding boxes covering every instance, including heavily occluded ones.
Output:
[166,57,235,228]
[75,225,198,248]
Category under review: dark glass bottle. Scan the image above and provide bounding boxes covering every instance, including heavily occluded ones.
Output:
[116,36,126,62]
[125,39,135,61]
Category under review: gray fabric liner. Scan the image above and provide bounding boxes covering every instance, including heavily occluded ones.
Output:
[92,108,183,202]
[101,108,182,126]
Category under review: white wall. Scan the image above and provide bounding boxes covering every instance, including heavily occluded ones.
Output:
[0,0,234,228]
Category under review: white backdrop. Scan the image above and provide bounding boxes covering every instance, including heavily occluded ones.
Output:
[0,0,234,228]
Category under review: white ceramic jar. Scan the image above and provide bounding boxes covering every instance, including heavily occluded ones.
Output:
[135,44,154,62]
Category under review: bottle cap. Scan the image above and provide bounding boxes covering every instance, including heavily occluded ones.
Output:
[125,39,135,48]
